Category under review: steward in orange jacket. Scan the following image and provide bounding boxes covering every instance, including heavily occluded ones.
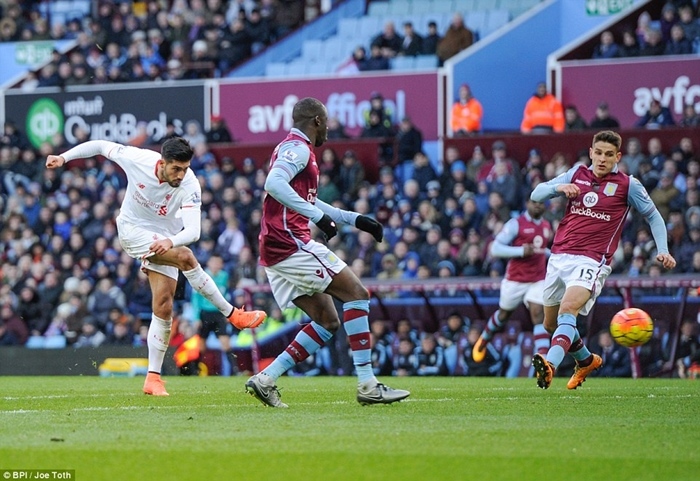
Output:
[520,83,564,133]
[451,84,483,135]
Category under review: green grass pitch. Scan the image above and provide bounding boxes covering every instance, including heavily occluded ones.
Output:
[1,376,699,481]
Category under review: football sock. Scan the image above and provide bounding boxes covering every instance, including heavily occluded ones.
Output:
[343,300,374,384]
[481,310,503,342]
[147,314,172,373]
[547,313,577,369]
[182,265,233,315]
[262,322,333,380]
[533,323,550,355]
[569,335,593,364]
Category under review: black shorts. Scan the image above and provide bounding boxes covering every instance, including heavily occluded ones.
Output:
[198,310,230,338]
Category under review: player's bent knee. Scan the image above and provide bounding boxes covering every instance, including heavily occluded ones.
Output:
[176,248,198,271]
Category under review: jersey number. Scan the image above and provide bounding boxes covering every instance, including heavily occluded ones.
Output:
[578,268,594,281]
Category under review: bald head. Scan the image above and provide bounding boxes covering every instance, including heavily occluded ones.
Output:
[293,97,326,123]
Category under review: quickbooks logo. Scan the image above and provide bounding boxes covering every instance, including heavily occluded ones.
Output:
[26,98,64,148]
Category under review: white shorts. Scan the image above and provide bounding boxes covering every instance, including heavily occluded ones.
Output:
[499,279,545,311]
[543,253,611,316]
[116,216,179,281]
[264,240,347,308]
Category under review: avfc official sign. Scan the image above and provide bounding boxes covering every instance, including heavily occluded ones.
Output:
[4,83,205,149]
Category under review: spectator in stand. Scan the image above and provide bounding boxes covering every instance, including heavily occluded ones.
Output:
[0,304,29,346]
[399,21,423,57]
[665,24,693,54]
[650,171,681,221]
[639,28,666,56]
[371,21,403,58]
[590,331,631,378]
[677,5,700,46]
[361,110,393,141]
[414,333,447,376]
[395,117,423,165]
[617,29,641,57]
[677,226,700,273]
[592,30,619,59]
[337,150,365,205]
[410,152,438,194]
[564,105,588,131]
[635,10,653,46]
[245,7,271,54]
[336,46,367,75]
[436,13,473,65]
[205,115,233,143]
[364,44,390,71]
[422,20,441,55]
[659,3,678,43]
[636,99,676,128]
[679,104,700,127]
[620,137,645,177]
[520,82,565,134]
[589,101,620,129]
[450,84,483,136]
[218,19,251,72]
[326,117,350,139]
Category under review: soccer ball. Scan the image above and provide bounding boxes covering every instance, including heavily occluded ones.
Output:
[609,308,653,348]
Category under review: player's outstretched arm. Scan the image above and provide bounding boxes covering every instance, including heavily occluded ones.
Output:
[489,218,528,259]
[45,140,120,168]
[315,199,383,242]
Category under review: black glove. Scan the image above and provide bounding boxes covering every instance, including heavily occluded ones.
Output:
[314,214,337,241]
[355,215,383,242]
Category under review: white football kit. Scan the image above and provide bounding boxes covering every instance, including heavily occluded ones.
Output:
[62,140,202,280]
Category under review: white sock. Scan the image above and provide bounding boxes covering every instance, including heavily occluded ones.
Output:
[183,265,233,315]
[147,315,172,373]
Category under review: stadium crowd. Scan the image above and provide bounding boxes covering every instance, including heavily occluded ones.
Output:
[1,112,698,376]
[0,0,698,378]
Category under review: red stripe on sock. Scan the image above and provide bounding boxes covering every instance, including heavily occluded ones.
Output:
[534,333,550,342]
[551,334,573,353]
[347,332,370,351]
[285,341,310,363]
[344,308,368,322]
[302,323,324,345]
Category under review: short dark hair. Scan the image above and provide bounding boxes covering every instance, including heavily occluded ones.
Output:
[292,97,325,124]
[593,130,622,151]
[161,137,193,162]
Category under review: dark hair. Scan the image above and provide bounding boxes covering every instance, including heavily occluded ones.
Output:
[292,97,325,124]
[161,137,193,162]
[593,130,622,151]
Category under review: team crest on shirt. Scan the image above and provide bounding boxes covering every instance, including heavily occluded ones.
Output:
[603,183,618,196]
[326,253,338,263]
[583,192,598,207]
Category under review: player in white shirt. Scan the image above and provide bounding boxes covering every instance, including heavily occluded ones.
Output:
[46,137,265,395]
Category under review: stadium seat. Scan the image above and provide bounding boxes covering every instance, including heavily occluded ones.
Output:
[25,336,46,349]
[415,55,438,69]
[368,1,390,16]
[411,1,432,15]
[387,0,412,15]
[285,61,307,77]
[302,39,324,61]
[359,16,382,39]
[44,336,67,349]
[431,0,455,14]
[477,0,500,10]
[460,0,479,10]
[265,62,287,78]
[484,10,510,36]
[465,11,488,36]
[322,36,347,62]
[390,56,415,71]
[338,17,359,40]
